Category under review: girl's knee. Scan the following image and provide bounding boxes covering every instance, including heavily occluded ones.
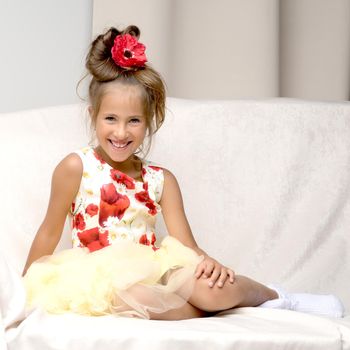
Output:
[190,277,243,312]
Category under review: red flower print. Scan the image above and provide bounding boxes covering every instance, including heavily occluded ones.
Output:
[139,234,149,245]
[71,202,75,213]
[141,167,146,177]
[78,227,110,252]
[150,232,156,246]
[135,190,149,203]
[135,182,150,201]
[98,231,110,247]
[149,165,162,171]
[146,202,157,216]
[139,233,158,251]
[93,150,106,164]
[99,183,130,226]
[101,183,124,204]
[110,169,135,190]
[78,227,99,246]
[86,240,104,253]
[135,186,158,216]
[73,213,86,230]
[85,203,98,217]
[111,34,147,69]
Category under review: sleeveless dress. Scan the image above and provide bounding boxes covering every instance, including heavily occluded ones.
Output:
[24,146,203,319]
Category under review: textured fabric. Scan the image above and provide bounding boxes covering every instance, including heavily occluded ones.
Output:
[0,254,26,330]
[0,252,27,350]
[70,146,164,251]
[23,236,202,319]
[23,146,203,318]
[1,98,350,348]
[5,308,350,350]
[151,98,350,313]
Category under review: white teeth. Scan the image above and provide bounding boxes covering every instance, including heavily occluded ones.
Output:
[110,140,129,148]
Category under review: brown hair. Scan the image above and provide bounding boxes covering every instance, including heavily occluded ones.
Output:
[85,25,166,155]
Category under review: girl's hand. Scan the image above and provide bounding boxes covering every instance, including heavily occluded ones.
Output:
[195,255,235,288]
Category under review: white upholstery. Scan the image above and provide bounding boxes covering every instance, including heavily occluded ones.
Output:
[1,98,350,349]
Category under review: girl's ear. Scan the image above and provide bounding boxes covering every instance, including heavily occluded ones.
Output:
[88,106,93,116]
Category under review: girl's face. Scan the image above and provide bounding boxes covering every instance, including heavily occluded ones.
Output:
[92,83,147,167]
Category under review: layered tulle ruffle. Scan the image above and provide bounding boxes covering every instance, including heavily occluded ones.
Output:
[24,236,203,319]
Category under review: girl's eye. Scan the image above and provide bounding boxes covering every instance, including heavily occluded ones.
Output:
[130,118,141,123]
[105,116,115,121]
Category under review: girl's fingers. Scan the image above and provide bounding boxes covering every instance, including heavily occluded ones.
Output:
[195,261,207,278]
[216,268,229,288]
[209,267,235,288]
[195,265,205,278]
[208,267,221,287]
[203,261,215,278]
[227,268,235,283]
[196,260,234,287]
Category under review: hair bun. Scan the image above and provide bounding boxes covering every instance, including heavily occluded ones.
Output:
[123,25,140,39]
[86,26,141,82]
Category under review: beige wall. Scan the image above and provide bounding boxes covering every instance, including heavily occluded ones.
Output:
[93,0,173,84]
[93,0,350,101]
[0,0,93,112]
[280,0,350,101]
[166,0,279,99]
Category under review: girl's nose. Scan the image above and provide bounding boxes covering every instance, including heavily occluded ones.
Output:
[114,124,128,139]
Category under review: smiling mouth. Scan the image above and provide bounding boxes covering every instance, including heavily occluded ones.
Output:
[109,139,132,149]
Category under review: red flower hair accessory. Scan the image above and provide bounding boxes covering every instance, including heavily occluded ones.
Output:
[111,33,147,69]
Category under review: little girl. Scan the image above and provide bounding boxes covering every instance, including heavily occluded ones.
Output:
[23,25,344,320]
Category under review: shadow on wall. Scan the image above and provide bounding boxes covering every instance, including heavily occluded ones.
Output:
[93,0,350,101]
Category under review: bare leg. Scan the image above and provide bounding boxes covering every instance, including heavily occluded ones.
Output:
[149,275,277,319]
[188,275,278,312]
[120,283,210,320]
[148,301,210,320]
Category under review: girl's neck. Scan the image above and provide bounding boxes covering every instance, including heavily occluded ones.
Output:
[94,145,142,176]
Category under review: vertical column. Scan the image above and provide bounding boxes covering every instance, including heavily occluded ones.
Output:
[92,0,280,99]
[167,0,280,99]
[280,0,350,101]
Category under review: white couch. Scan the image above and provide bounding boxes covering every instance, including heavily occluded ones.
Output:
[1,98,350,349]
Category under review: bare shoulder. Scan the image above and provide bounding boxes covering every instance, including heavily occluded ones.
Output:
[162,167,175,179]
[162,168,180,188]
[50,153,83,194]
[54,153,83,178]
[159,167,183,205]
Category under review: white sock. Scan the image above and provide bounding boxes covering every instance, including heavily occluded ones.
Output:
[259,285,344,318]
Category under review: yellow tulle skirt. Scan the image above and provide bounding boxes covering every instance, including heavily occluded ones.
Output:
[23,236,203,319]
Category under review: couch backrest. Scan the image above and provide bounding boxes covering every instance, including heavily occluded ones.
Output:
[1,98,349,312]
[0,104,89,270]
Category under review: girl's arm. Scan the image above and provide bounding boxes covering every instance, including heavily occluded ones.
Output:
[159,168,235,288]
[22,154,83,276]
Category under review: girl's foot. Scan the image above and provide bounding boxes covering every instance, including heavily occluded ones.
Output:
[259,285,344,318]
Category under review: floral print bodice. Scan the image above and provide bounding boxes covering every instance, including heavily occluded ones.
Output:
[70,147,164,252]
